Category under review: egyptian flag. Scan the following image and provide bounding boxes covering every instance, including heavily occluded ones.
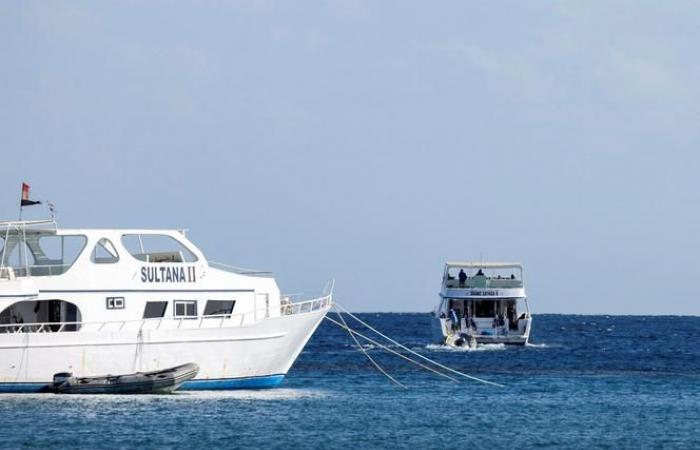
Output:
[20,182,41,207]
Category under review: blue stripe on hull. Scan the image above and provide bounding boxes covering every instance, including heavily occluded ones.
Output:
[0,383,46,393]
[181,374,285,390]
[0,375,285,393]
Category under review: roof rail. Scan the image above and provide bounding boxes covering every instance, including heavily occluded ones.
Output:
[445,261,523,269]
[0,219,57,227]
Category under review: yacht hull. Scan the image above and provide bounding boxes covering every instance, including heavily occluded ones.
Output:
[0,308,327,393]
[432,316,530,347]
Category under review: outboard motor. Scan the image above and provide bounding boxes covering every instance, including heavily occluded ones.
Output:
[53,372,73,387]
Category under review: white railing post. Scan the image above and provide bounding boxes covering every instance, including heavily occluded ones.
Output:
[253,295,258,323]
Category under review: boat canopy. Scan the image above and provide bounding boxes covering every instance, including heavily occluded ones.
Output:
[443,261,525,289]
[0,219,57,228]
[445,262,522,269]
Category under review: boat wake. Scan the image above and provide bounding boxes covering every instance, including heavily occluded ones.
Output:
[424,343,507,352]
[2,388,328,402]
[525,342,550,348]
[175,388,329,401]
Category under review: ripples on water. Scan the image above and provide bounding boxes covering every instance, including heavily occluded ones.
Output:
[1,314,699,449]
[424,343,507,352]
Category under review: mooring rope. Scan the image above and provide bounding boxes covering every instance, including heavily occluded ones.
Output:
[335,310,406,388]
[325,315,459,383]
[333,303,504,388]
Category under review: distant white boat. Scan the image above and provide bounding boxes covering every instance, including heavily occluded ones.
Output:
[0,218,331,392]
[432,262,531,347]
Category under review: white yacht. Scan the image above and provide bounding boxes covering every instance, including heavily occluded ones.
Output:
[0,219,332,392]
[432,262,531,347]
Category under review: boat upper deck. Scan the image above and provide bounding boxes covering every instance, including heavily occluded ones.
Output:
[0,219,273,282]
[441,261,525,298]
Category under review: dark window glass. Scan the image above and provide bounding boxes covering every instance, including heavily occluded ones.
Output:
[0,300,82,332]
[174,300,197,318]
[203,300,235,317]
[143,301,168,319]
[106,297,125,310]
[474,301,496,318]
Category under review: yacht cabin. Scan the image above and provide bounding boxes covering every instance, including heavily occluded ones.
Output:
[0,219,331,391]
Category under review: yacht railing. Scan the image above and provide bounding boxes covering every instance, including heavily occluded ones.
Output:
[2,264,74,278]
[443,316,530,337]
[208,261,274,278]
[0,294,332,335]
[281,294,332,316]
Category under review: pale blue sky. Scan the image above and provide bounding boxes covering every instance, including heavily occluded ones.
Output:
[1,1,698,314]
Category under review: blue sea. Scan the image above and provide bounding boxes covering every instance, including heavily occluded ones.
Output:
[1,314,699,449]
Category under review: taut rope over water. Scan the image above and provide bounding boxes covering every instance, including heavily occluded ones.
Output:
[334,303,504,388]
[325,315,459,383]
[334,309,406,388]
[325,302,504,388]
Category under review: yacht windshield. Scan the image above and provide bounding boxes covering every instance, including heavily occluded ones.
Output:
[121,234,198,263]
[0,232,87,277]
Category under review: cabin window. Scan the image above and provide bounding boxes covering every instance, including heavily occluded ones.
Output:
[0,300,82,333]
[0,233,86,277]
[473,301,496,318]
[121,234,198,263]
[174,300,197,318]
[92,238,119,264]
[143,301,168,319]
[203,300,235,317]
[106,297,125,310]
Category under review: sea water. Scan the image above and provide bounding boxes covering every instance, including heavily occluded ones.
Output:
[1,314,698,449]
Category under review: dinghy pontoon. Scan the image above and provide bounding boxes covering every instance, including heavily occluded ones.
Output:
[47,363,199,394]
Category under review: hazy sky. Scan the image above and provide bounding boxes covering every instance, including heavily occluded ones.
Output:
[1,1,698,314]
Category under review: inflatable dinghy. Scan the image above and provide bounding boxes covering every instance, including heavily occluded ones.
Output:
[46,363,199,394]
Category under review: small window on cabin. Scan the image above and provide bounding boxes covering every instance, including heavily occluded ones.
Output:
[174,300,197,318]
[92,238,119,264]
[106,297,125,310]
[143,301,168,319]
[121,234,198,263]
[203,300,235,317]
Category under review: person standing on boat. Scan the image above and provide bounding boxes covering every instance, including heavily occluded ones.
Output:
[449,308,459,332]
[463,308,472,331]
[458,269,467,287]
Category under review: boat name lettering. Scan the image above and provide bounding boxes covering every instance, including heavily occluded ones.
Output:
[140,266,197,283]
[469,290,499,296]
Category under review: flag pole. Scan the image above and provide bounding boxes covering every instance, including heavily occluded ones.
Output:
[18,189,23,221]
[17,184,24,272]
